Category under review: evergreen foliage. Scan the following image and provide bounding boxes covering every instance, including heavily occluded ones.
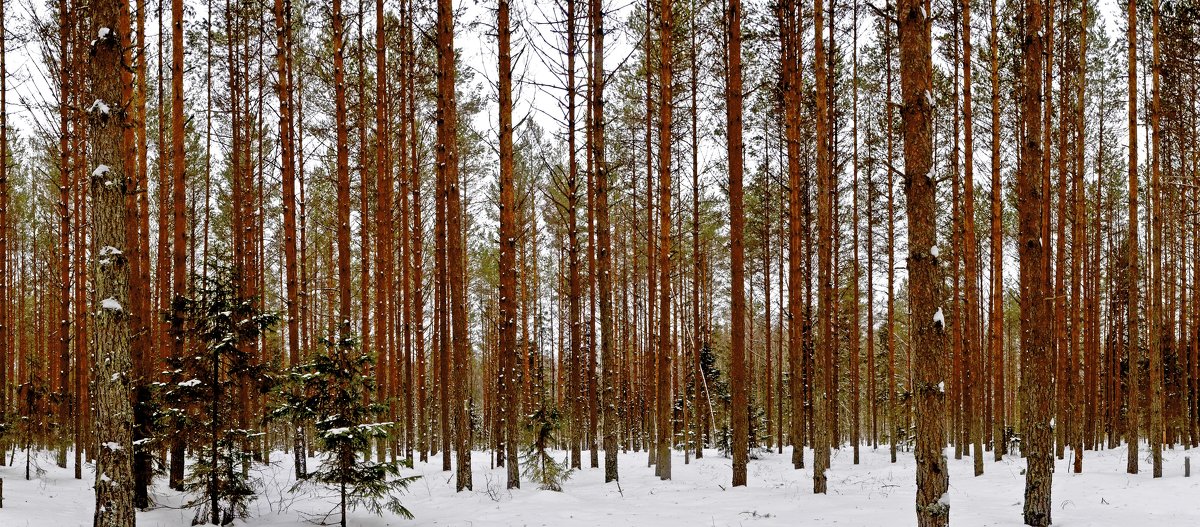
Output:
[157,266,278,525]
[274,337,419,525]
[521,405,572,491]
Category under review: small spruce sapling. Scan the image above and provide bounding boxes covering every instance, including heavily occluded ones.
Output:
[158,266,278,525]
[521,405,573,491]
[274,337,419,526]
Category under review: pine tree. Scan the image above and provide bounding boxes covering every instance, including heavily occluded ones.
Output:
[726,0,748,488]
[898,0,949,523]
[1019,0,1054,522]
[88,0,137,523]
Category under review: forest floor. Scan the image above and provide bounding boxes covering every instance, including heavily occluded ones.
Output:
[1,442,1197,526]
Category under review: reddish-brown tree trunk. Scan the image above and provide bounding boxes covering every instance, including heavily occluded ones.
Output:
[727,0,747,488]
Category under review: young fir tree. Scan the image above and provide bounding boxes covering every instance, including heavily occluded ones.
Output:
[275,337,419,526]
[521,405,573,492]
[159,266,278,525]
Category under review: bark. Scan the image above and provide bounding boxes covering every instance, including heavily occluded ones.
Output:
[434,0,473,491]
[168,0,188,485]
[1149,0,1163,478]
[591,0,620,484]
[898,0,949,524]
[813,0,832,494]
[274,0,304,480]
[88,1,137,523]
[884,8,898,465]
[960,0,983,477]
[780,0,806,470]
[850,0,861,465]
[1019,0,1054,522]
[655,0,674,481]
[1126,0,1141,476]
[727,0,748,488]
[988,0,1005,461]
[497,0,520,489]
[566,0,582,471]
[0,0,6,458]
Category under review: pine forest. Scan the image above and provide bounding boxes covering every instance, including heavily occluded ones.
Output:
[0,0,1197,525]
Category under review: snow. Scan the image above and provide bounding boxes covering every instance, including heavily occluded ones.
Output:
[3,445,1199,526]
[933,307,945,328]
[177,379,201,387]
[930,245,939,258]
[100,297,122,312]
[98,27,112,40]
[101,442,122,452]
[89,99,110,116]
[92,165,111,179]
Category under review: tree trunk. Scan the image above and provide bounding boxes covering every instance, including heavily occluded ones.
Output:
[1148,0,1163,478]
[1126,0,1141,476]
[727,0,747,488]
[591,0,620,484]
[813,0,832,494]
[988,0,1005,462]
[960,0,983,477]
[88,1,136,523]
[497,0,520,489]
[1019,0,1053,522]
[655,0,674,481]
[434,0,473,491]
[898,0,949,524]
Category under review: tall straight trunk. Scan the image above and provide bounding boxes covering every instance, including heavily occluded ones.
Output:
[591,0,620,484]
[333,0,352,348]
[654,0,674,481]
[585,16,600,469]
[354,3,374,459]
[988,0,1005,461]
[168,0,188,483]
[849,0,861,465]
[866,107,876,449]
[779,0,805,470]
[435,0,473,492]
[565,0,583,471]
[497,0,520,489]
[57,0,74,477]
[1052,0,1069,462]
[374,0,395,466]
[0,0,7,459]
[1126,0,1141,476]
[406,4,426,464]
[275,0,304,479]
[1148,0,1163,478]
[154,0,170,467]
[132,0,157,506]
[884,9,898,465]
[813,0,832,494]
[1019,0,1053,522]
[727,0,748,488]
[1071,0,1088,472]
[88,1,136,523]
[73,117,89,479]
[898,0,949,524]
[960,0,983,477]
[690,0,707,461]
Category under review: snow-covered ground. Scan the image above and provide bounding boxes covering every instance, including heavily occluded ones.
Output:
[1,444,1197,526]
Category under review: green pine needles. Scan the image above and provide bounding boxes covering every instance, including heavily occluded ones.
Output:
[275,338,419,525]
